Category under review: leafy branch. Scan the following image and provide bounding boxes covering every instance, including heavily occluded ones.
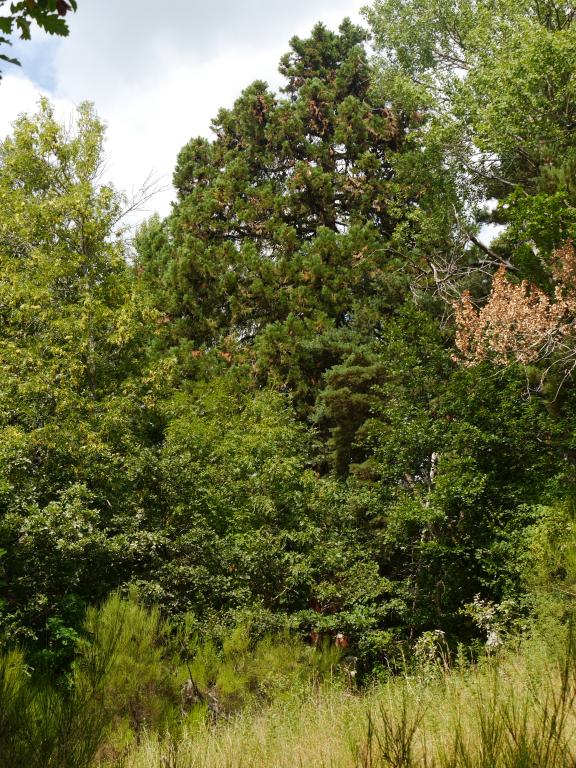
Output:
[0,0,77,76]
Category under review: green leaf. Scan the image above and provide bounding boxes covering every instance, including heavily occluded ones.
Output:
[16,15,31,39]
[36,12,68,34]
[0,51,20,65]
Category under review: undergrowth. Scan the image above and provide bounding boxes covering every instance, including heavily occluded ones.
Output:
[3,594,576,767]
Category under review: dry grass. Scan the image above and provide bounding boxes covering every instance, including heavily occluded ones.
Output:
[119,683,368,768]
[114,633,576,768]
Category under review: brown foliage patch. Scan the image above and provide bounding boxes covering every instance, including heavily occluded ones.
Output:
[454,243,576,373]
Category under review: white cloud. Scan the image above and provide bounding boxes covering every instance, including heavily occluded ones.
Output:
[56,0,362,94]
[0,73,74,139]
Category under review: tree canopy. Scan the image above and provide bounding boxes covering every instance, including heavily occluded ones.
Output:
[1,7,576,680]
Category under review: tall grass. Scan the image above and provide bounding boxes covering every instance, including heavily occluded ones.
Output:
[4,593,576,768]
[114,627,576,768]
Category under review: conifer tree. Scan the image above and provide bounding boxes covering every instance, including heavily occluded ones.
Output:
[137,20,422,416]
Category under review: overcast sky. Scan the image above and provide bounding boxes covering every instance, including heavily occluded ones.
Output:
[0,0,365,223]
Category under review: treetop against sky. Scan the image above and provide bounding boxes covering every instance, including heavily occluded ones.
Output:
[0,0,364,224]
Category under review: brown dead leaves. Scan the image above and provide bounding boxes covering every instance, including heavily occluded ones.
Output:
[454,243,576,371]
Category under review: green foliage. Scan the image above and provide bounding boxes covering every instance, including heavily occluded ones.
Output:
[1,593,347,764]
[3,9,576,705]
[520,499,576,628]
[82,592,182,741]
[0,101,165,654]
[365,0,576,279]
[179,620,326,717]
[0,628,112,768]
[91,620,576,767]
[0,593,182,766]
[132,378,391,660]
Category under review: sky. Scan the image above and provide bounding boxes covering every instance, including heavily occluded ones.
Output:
[0,0,365,225]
